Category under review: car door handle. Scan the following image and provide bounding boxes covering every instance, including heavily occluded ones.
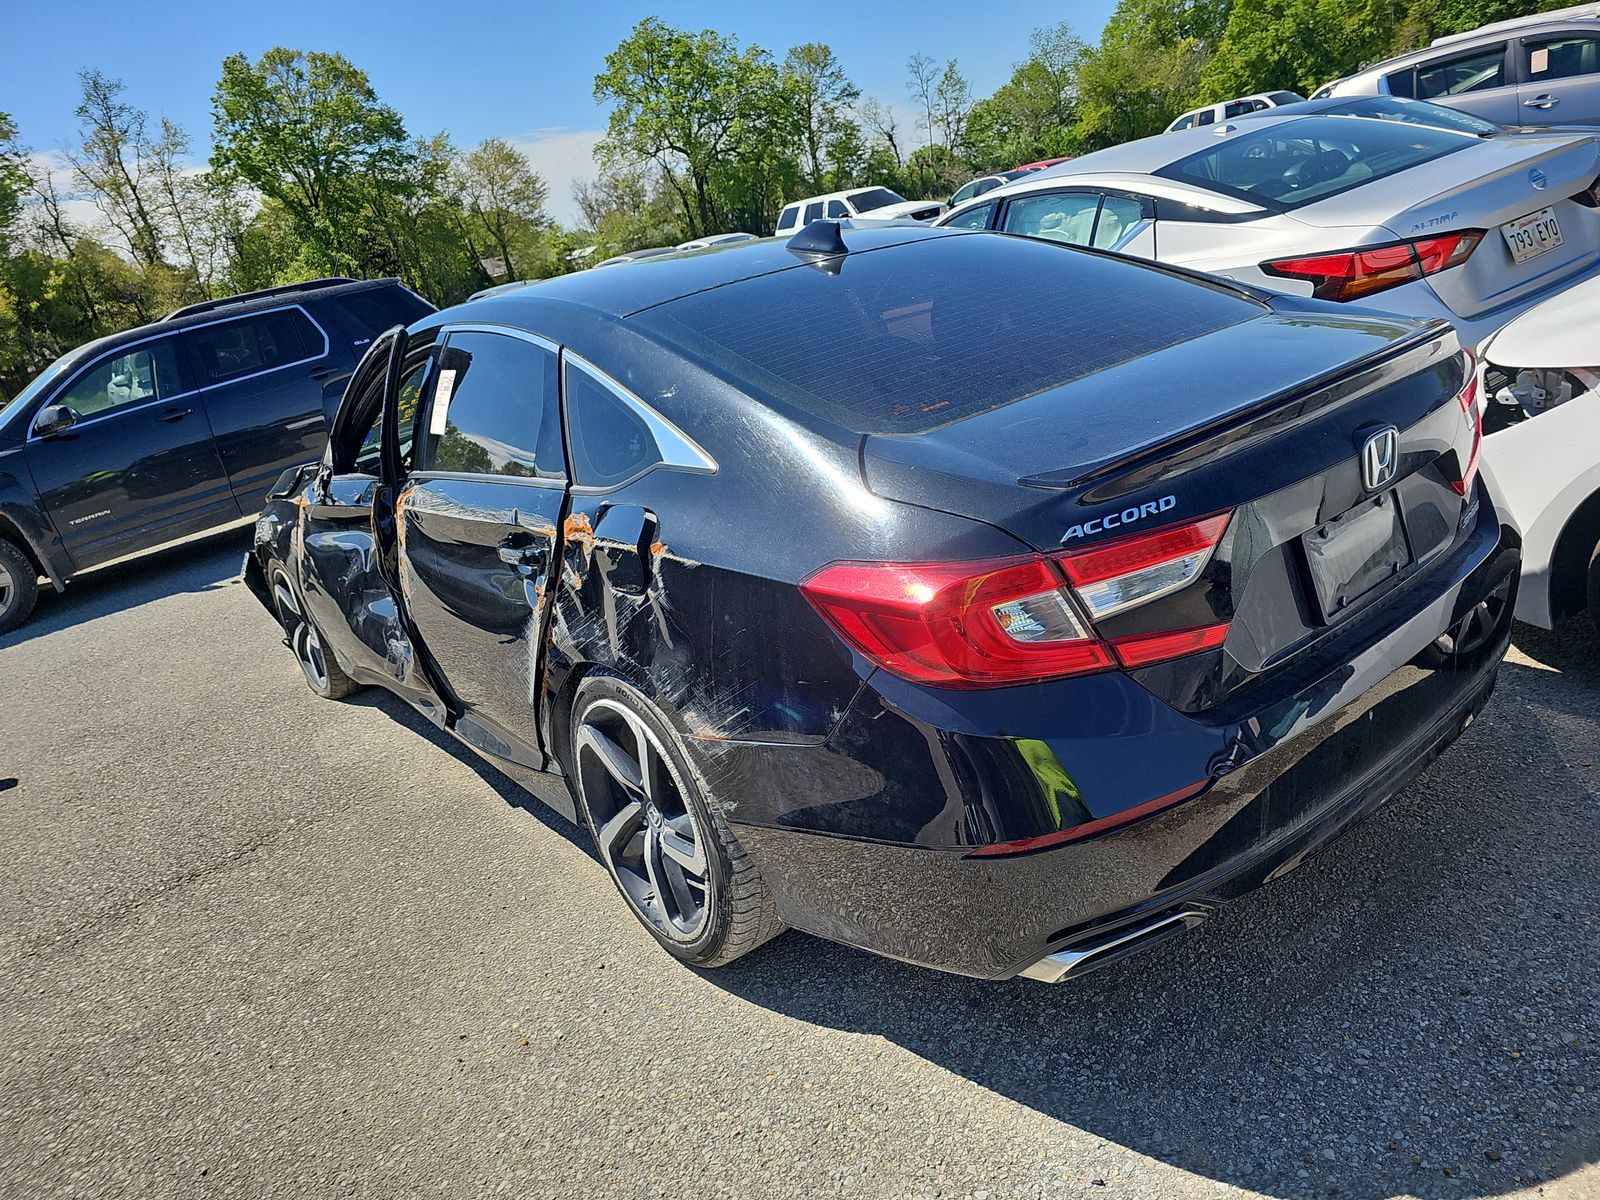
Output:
[159,406,194,423]
[1524,95,1559,108]
[497,541,548,573]
[309,367,342,383]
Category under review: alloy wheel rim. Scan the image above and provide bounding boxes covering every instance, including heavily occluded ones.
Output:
[575,698,710,942]
[1436,573,1512,657]
[272,573,330,691]
[0,559,12,618]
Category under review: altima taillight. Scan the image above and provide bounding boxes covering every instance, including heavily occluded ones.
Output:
[800,511,1232,689]
[1450,350,1482,497]
[1262,231,1483,302]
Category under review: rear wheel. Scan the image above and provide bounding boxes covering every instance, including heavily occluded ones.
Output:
[1587,538,1600,640]
[270,564,357,699]
[0,538,40,636]
[570,676,782,968]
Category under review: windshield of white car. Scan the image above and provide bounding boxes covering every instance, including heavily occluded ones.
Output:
[1154,115,1475,210]
[1321,96,1501,136]
[850,188,908,212]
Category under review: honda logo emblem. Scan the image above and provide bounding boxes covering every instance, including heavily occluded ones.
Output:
[1361,426,1399,492]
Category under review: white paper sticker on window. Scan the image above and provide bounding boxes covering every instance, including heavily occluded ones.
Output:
[1531,47,1550,74]
[429,369,457,436]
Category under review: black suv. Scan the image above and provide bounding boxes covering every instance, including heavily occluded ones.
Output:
[0,277,434,632]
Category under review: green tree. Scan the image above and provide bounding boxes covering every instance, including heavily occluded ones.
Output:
[782,43,861,190]
[595,18,793,238]
[964,23,1088,171]
[454,138,550,280]
[211,48,430,277]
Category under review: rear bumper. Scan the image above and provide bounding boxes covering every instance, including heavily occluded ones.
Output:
[723,502,1520,979]
[1362,254,1600,351]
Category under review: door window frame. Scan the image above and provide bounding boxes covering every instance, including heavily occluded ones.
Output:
[562,351,718,495]
[27,332,196,442]
[181,304,331,393]
[405,322,566,490]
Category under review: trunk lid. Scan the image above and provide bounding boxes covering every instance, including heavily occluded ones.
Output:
[1300,132,1600,319]
[861,306,1475,706]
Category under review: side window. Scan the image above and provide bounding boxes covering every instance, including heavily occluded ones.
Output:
[1092,196,1146,249]
[825,199,849,218]
[1415,46,1507,99]
[1002,192,1101,246]
[944,202,996,230]
[190,308,322,385]
[565,363,663,488]
[53,338,184,421]
[1171,114,1194,131]
[776,204,800,232]
[1195,108,1216,126]
[803,201,824,223]
[1386,69,1417,98]
[1526,35,1600,82]
[417,330,562,480]
[334,286,433,340]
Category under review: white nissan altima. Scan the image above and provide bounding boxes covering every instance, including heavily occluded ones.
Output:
[936,102,1600,348]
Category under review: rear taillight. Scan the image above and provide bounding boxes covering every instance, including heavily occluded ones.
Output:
[800,511,1231,689]
[1450,349,1481,497]
[1262,231,1483,303]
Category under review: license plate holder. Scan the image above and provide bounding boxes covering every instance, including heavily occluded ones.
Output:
[1500,206,1564,266]
[1303,492,1411,621]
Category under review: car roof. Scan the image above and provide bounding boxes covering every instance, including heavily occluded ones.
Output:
[421,224,973,329]
[783,186,899,206]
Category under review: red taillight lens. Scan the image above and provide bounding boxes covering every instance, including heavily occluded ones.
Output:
[801,512,1233,689]
[1450,350,1482,497]
[1263,232,1482,302]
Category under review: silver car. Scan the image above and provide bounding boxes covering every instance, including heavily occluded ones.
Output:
[935,110,1600,347]
[1321,4,1600,127]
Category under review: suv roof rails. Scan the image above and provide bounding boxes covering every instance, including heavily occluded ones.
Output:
[161,277,367,322]
[1430,2,1600,47]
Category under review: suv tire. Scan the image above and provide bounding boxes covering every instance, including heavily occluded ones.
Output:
[0,538,40,635]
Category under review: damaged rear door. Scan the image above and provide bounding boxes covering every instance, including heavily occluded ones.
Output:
[389,325,567,772]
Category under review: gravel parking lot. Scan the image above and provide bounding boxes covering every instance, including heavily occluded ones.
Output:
[2,526,1596,1200]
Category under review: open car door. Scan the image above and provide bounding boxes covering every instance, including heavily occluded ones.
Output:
[296,326,446,725]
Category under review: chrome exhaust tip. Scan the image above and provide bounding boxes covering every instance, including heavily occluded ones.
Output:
[1017,909,1207,983]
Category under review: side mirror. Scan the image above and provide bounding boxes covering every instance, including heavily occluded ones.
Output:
[33,405,77,438]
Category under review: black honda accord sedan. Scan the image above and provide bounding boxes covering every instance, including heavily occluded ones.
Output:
[243,222,1517,982]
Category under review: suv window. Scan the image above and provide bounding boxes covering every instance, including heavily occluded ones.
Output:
[825,199,849,218]
[54,339,184,421]
[803,201,824,223]
[418,330,561,479]
[1414,45,1507,99]
[565,364,663,488]
[944,202,995,230]
[190,308,322,385]
[776,204,800,232]
[335,286,434,339]
[1003,192,1100,245]
[1526,34,1600,81]
[1171,114,1194,130]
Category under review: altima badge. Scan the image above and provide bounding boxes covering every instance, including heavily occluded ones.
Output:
[1360,426,1399,492]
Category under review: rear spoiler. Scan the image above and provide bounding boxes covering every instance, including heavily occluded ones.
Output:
[1025,318,1458,504]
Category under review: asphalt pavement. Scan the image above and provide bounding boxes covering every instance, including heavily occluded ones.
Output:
[2,527,1597,1200]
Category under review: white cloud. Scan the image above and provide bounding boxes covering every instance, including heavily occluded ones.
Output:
[22,150,108,247]
[506,128,605,228]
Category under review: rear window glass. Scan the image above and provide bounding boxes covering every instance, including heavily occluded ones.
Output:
[631,234,1261,435]
[848,187,906,213]
[335,286,434,338]
[1323,95,1499,135]
[1154,115,1473,210]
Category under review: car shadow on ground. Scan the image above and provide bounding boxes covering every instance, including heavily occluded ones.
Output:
[0,524,253,649]
[699,651,1600,1200]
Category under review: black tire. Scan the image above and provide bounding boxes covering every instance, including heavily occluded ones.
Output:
[1588,538,1600,641]
[0,538,40,636]
[569,675,783,968]
[269,564,358,700]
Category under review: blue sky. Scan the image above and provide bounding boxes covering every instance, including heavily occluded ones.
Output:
[3,0,1119,223]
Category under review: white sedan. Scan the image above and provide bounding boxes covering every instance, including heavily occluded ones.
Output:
[1477,272,1600,634]
[936,104,1600,348]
